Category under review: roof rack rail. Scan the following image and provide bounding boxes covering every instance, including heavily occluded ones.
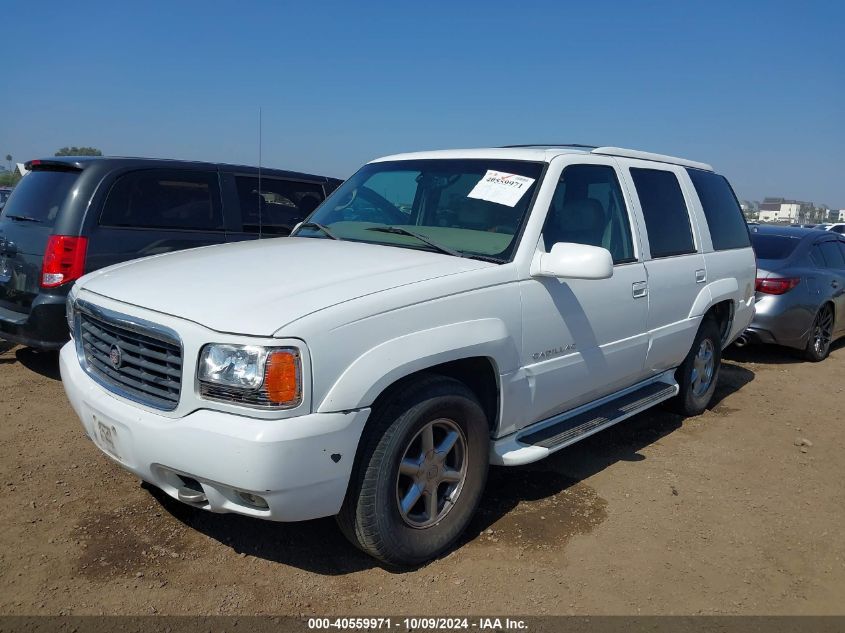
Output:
[498,143,597,149]
[591,147,713,171]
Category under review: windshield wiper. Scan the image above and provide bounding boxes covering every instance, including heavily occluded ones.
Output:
[5,214,43,223]
[293,222,339,240]
[462,253,505,264]
[366,226,465,258]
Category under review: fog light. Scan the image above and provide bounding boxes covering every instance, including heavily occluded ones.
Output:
[237,491,269,509]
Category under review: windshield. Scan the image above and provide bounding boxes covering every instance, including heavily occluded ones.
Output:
[298,159,544,261]
[751,234,800,260]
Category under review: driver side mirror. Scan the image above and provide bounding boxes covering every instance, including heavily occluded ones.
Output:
[531,242,614,280]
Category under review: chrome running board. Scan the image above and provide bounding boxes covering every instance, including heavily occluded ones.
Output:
[491,376,678,466]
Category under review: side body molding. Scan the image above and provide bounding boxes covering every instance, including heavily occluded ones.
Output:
[688,277,739,319]
[317,318,516,413]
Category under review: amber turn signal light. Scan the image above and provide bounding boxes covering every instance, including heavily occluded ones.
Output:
[264,350,301,405]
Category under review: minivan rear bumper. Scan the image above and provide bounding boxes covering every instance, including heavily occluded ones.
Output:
[0,292,68,349]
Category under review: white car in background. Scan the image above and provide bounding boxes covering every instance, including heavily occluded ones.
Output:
[822,223,845,234]
[61,144,756,565]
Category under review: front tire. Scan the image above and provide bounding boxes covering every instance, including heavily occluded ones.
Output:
[337,375,489,566]
[670,318,722,416]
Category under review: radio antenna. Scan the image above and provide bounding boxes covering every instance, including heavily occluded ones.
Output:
[258,106,263,239]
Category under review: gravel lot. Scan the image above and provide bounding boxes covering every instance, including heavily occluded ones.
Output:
[1,340,843,615]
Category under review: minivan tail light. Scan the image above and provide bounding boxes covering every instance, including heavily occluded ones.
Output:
[755,277,800,295]
[41,235,88,288]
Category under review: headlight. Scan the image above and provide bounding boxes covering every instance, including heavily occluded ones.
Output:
[198,344,301,408]
[66,285,79,335]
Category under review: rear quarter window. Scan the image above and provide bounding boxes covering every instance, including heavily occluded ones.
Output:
[687,169,751,250]
[818,240,845,269]
[0,170,80,228]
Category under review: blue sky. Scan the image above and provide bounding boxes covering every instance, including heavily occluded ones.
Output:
[2,1,843,207]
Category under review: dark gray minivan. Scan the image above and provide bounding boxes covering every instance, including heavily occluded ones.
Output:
[0,157,341,349]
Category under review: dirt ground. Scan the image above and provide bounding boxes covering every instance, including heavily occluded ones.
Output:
[0,339,843,616]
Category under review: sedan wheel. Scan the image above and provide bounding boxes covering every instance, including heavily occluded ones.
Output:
[804,305,834,362]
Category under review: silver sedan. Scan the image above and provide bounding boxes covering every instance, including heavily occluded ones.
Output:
[740,226,845,361]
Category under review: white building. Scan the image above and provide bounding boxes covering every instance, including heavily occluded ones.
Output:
[838,209,845,222]
[760,198,806,224]
[758,198,812,224]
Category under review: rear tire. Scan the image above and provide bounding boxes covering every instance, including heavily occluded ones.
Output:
[337,375,489,566]
[670,318,722,416]
[802,304,834,362]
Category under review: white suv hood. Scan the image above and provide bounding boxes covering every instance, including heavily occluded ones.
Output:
[79,237,491,335]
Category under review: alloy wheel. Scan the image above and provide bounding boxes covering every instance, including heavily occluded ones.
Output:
[690,338,716,397]
[812,306,834,357]
[396,418,468,529]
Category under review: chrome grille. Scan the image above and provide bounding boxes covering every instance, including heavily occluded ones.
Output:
[77,305,182,411]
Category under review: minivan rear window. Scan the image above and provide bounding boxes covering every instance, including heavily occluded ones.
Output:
[750,234,800,260]
[0,170,80,228]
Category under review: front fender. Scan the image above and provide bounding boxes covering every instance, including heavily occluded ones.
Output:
[317,318,517,413]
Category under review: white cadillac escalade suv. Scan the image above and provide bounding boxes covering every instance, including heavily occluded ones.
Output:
[61,145,756,565]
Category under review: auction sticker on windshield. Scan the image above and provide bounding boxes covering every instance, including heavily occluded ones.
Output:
[467,170,535,207]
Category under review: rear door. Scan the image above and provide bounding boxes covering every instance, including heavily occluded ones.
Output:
[223,173,328,241]
[816,238,845,336]
[0,165,82,314]
[619,161,708,373]
[84,168,226,272]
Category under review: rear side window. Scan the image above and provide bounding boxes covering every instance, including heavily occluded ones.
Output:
[0,170,80,228]
[750,234,800,260]
[687,169,750,250]
[818,241,845,269]
[630,168,695,258]
[235,176,325,235]
[100,170,223,231]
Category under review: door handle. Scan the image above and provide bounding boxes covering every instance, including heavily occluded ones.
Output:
[632,281,648,298]
[695,269,707,283]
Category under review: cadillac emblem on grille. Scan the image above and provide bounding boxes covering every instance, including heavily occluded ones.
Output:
[109,344,123,370]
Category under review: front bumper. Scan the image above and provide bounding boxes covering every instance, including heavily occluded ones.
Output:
[60,343,370,521]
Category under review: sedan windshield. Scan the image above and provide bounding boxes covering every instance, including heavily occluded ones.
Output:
[296,159,544,261]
